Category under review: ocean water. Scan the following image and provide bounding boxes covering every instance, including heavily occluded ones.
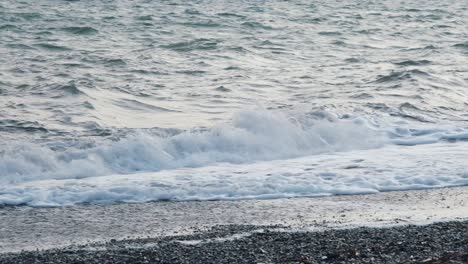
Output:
[1,0,468,206]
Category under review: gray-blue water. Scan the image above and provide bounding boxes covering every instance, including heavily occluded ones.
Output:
[1,0,468,206]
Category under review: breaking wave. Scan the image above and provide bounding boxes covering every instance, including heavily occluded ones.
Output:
[0,110,385,184]
[1,109,468,206]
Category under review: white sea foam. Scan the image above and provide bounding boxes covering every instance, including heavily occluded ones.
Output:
[1,142,467,206]
[1,109,467,206]
[0,110,386,184]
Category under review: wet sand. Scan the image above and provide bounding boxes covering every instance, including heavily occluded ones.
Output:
[0,186,467,263]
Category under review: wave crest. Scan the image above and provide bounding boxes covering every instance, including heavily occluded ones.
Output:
[0,110,385,184]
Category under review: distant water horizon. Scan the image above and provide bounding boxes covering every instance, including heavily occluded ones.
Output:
[1,0,468,206]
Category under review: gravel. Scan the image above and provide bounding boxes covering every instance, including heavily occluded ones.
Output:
[1,221,467,264]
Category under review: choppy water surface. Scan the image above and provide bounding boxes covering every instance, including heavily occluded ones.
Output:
[1,0,468,206]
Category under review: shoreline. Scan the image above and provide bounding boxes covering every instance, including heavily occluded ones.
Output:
[1,186,467,253]
[1,186,467,263]
[1,221,467,263]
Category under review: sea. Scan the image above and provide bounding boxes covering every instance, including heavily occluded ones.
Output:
[1,0,467,206]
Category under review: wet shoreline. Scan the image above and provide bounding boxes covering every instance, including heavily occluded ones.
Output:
[1,186,467,254]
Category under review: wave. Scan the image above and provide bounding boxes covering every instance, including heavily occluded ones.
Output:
[373,69,429,83]
[394,60,432,66]
[60,26,98,35]
[2,141,467,206]
[0,110,385,184]
[0,120,48,133]
[33,43,72,51]
[161,39,221,52]
[1,109,467,206]
[50,82,85,97]
[0,24,19,31]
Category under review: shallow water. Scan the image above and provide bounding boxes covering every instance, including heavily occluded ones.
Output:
[1,0,468,206]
